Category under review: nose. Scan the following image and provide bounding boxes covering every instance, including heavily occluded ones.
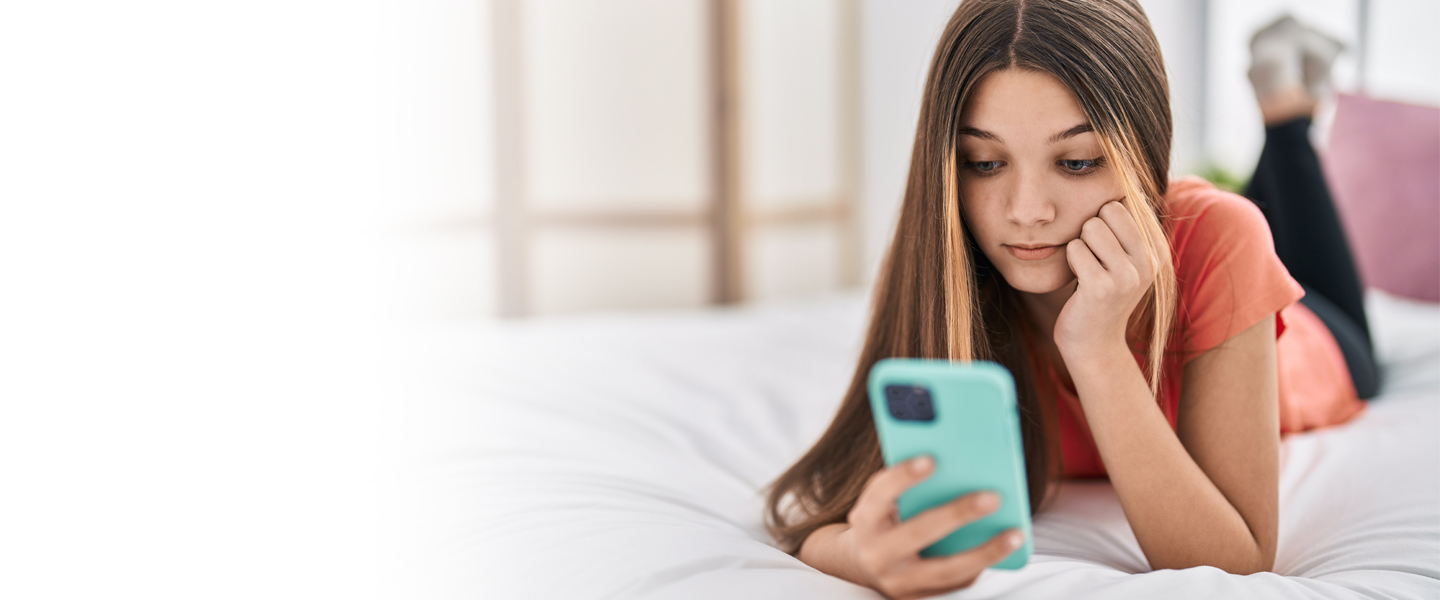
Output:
[1006,172,1056,226]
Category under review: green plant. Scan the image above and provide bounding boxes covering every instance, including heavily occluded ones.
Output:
[1193,163,1250,194]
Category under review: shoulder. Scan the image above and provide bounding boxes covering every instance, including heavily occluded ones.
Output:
[1164,176,1272,248]
[1162,176,1302,358]
[1163,176,1281,279]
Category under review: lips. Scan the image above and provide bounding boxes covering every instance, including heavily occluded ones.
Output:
[1005,244,1061,260]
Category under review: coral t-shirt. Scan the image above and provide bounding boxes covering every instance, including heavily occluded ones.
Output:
[1034,176,1367,479]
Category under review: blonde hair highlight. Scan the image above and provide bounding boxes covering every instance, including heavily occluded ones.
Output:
[942,151,986,363]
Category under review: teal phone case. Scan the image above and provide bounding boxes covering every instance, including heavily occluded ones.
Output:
[867,359,1032,569]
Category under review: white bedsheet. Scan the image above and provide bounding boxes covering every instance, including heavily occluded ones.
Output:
[380,290,1440,599]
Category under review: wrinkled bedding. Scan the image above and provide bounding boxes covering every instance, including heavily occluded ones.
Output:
[380,290,1440,599]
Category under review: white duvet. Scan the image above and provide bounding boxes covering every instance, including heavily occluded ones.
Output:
[380,290,1440,599]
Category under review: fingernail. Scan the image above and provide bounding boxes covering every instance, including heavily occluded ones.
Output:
[1006,532,1024,549]
[974,492,998,511]
[909,456,933,473]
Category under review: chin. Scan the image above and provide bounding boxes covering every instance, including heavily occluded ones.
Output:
[997,264,1074,295]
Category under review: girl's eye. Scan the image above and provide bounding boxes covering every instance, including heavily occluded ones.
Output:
[1060,158,1103,174]
[968,160,1001,173]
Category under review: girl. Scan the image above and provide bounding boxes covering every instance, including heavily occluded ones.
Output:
[764,2,1373,598]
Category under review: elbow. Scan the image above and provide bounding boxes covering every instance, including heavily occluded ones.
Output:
[1211,526,1278,575]
[1224,548,1278,575]
[1222,553,1274,576]
[1152,544,1276,575]
[1247,548,1277,575]
[1234,533,1278,575]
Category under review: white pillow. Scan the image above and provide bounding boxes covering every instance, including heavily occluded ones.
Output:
[1366,287,1440,395]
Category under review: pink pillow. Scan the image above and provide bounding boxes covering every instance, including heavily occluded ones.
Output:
[1322,94,1440,302]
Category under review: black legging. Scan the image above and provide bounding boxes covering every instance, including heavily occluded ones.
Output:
[1243,117,1379,399]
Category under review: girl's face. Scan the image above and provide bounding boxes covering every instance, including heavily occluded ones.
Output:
[956,68,1124,296]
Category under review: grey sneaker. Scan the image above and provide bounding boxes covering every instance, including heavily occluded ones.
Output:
[1300,25,1345,100]
[1247,15,1306,102]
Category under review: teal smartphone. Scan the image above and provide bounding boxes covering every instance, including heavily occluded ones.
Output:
[867,358,1032,569]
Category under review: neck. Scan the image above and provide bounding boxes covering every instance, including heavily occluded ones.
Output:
[1018,278,1078,341]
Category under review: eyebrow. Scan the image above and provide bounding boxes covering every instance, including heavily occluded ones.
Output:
[956,122,1094,145]
[956,126,1002,142]
[1048,123,1094,144]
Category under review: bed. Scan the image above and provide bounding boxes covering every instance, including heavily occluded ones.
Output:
[380,288,1440,599]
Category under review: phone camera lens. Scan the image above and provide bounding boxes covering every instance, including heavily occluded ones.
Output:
[884,384,935,422]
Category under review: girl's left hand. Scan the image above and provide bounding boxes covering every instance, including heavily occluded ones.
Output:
[1053,200,1159,356]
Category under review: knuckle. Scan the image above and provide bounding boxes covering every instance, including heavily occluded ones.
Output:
[849,502,880,528]
[859,472,889,501]
[853,487,874,508]
[866,468,890,488]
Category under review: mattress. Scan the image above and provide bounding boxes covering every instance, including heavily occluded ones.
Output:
[379,289,1440,599]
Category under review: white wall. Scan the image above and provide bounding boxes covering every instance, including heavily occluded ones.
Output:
[381,0,860,320]
[380,0,500,318]
[2,1,384,597]
[1141,0,1208,176]
[744,0,851,301]
[522,0,715,315]
[857,0,961,285]
[1367,0,1440,104]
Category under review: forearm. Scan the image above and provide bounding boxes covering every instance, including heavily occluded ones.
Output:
[1065,343,1273,573]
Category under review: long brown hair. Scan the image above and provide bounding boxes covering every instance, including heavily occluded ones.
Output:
[765,0,1177,554]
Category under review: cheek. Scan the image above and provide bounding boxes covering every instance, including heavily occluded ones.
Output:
[958,191,1000,242]
[1050,176,1124,235]
[1077,172,1125,211]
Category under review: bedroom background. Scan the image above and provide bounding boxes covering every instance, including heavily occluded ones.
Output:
[379,0,1438,321]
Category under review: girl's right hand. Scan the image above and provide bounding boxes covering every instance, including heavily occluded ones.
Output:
[842,455,1025,600]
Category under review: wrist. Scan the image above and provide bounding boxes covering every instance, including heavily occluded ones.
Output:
[1056,335,1131,373]
[834,525,873,587]
[799,523,869,586]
